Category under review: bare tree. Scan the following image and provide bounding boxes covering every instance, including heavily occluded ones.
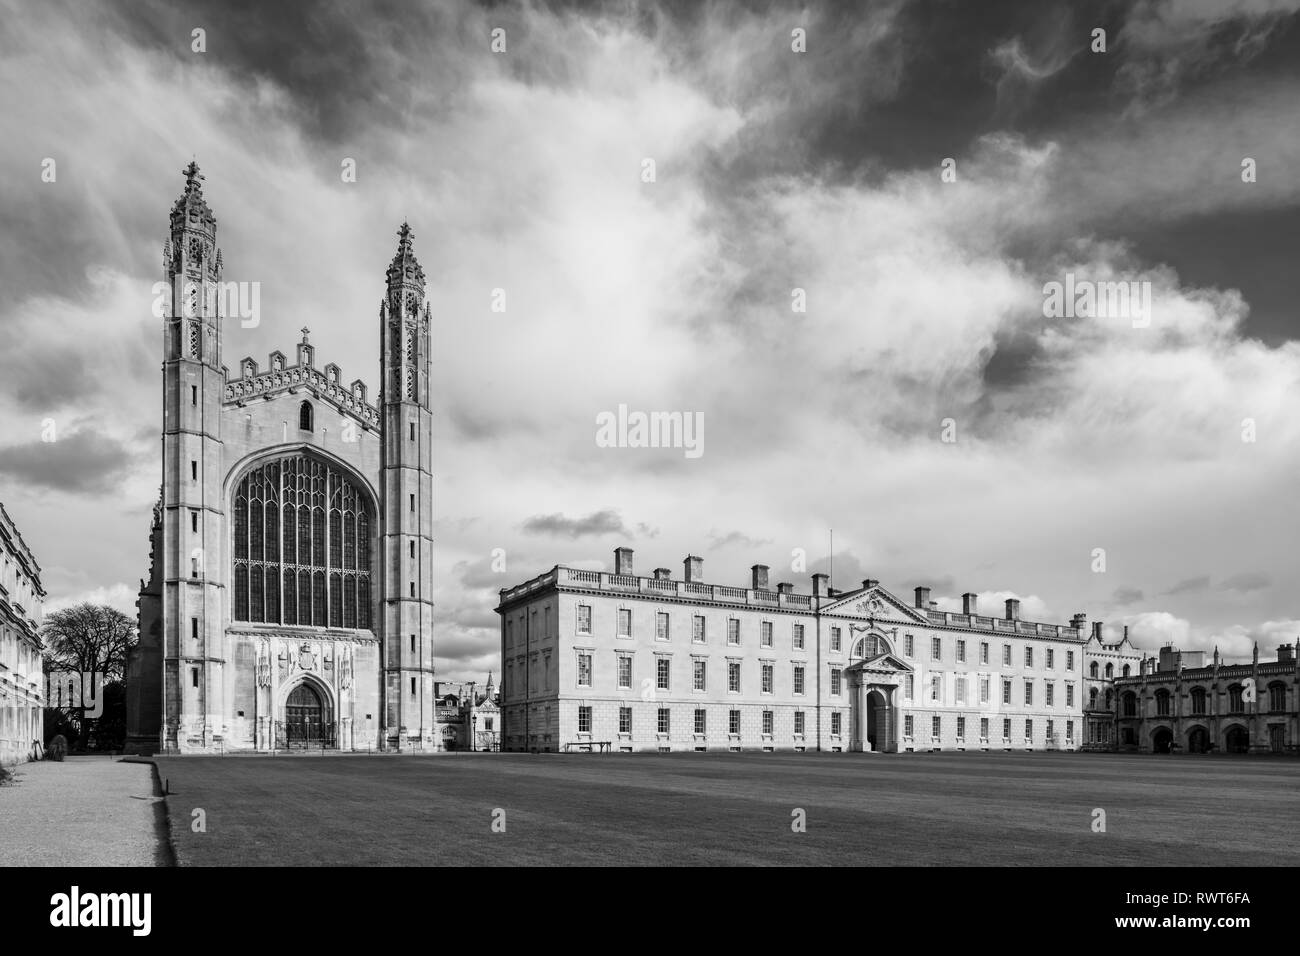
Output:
[41,603,136,750]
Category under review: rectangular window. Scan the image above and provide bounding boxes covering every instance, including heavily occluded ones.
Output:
[793,663,805,695]
[191,667,199,688]
[617,608,631,638]
[831,712,842,736]
[1046,648,1055,669]
[930,674,941,702]
[1002,679,1012,705]
[955,676,967,705]
[729,709,741,735]
[1066,719,1074,741]
[657,708,670,734]
[409,421,416,441]
[656,657,670,691]
[905,673,914,700]
[904,714,914,737]
[618,706,632,734]
[410,634,415,653]
[409,581,415,597]
[956,639,966,663]
[931,636,941,660]
[792,624,805,650]
[794,711,805,735]
[831,627,841,653]
[1046,682,1055,707]
[410,677,416,695]
[409,493,414,512]
[1066,684,1074,707]
[692,615,706,643]
[760,621,773,647]
[931,715,941,739]
[980,717,989,739]
[980,641,989,664]
[1025,718,1033,740]
[1025,647,1034,668]
[728,661,741,693]
[904,634,914,657]
[761,663,774,694]
[727,618,740,645]
[578,706,592,733]
[1047,719,1055,740]
[656,612,670,641]
[577,653,592,687]
[191,510,198,533]
[1003,644,1012,666]
[191,617,198,641]
[191,460,197,481]
[191,385,197,406]
[762,711,773,735]
[694,709,706,734]
[1066,650,1075,671]
[831,667,842,697]
[1024,682,1033,706]
[409,540,415,559]
[980,677,990,704]
[1003,717,1011,740]
[617,655,632,690]
[577,604,592,635]
[957,716,966,739]
[693,659,707,691]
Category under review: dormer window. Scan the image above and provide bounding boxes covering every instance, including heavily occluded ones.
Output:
[299,401,313,432]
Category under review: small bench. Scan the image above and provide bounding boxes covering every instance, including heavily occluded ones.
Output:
[562,741,612,753]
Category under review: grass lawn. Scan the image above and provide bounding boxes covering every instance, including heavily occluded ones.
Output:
[153,751,1300,866]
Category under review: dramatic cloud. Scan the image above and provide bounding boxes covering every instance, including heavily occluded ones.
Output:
[521,510,633,539]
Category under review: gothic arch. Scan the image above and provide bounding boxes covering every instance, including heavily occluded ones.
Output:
[276,670,336,717]
[227,448,379,630]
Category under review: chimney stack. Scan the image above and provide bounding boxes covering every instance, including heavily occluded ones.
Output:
[962,593,978,615]
[914,586,931,608]
[1070,612,1087,631]
[653,567,671,581]
[1005,598,1020,621]
[812,573,829,598]
[1092,621,1103,641]
[751,565,770,590]
[614,547,634,576]
[777,582,793,595]
[683,555,703,583]
[863,578,879,590]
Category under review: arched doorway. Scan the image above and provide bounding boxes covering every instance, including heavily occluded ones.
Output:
[1187,726,1210,754]
[1151,727,1173,754]
[286,683,326,748]
[866,690,887,752]
[1224,725,1249,754]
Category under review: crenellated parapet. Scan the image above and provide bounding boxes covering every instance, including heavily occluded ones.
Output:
[223,335,379,428]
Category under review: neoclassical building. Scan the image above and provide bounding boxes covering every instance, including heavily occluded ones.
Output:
[0,502,46,766]
[125,163,436,753]
[497,548,1094,753]
[1113,643,1300,754]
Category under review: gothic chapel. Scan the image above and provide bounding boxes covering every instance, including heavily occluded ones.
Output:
[125,164,437,753]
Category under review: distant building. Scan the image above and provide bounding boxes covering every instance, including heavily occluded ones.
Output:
[0,502,46,766]
[1114,643,1300,754]
[435,675,500,751]
[1079,622,1142,750]
[497,548,1092,754]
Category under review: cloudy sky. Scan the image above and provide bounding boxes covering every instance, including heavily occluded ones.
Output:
[2,0,1298,680]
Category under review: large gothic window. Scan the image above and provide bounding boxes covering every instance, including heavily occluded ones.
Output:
[232,455,372,629]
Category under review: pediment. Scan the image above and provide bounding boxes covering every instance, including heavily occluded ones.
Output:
[821,585,929,623]
[851,652,913,673]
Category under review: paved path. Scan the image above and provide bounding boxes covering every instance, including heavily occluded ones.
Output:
[0,757,165,866]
